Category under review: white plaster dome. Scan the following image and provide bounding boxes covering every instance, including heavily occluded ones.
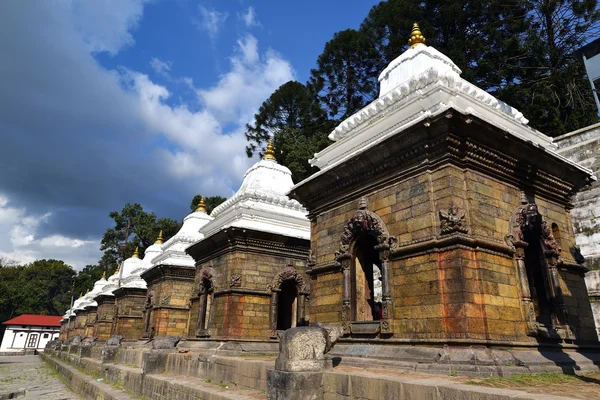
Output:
[198,140,310,240]
[143,231,164,263]
[148,199,213,268]
[120,247,145,278]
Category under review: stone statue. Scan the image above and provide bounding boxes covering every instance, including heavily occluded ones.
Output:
[143,289,155,338]
[275,324,344,372]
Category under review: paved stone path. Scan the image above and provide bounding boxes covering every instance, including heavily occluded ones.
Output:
[0,355,79,399]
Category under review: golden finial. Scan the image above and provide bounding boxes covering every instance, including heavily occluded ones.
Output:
[262,138,276,161]
[78,292,83,299]
[101,271,106,280]
[155,230,164,245]
[85,289,89,295]
[408,23,426,48]
[132,246,139,258]
[195,196,207,213]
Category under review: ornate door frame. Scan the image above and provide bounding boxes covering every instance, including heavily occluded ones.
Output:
[268,266,309,338]
[335,197,396,336]
[506,196,573,339]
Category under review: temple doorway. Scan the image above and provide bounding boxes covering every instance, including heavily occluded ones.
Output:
[352,235,382,321]
[276,280,298,330]
[523,232,553,326]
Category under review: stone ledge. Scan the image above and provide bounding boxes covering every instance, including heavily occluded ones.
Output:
[41,353,135,400]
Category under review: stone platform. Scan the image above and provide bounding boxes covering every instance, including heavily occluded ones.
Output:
[41,340,600,400]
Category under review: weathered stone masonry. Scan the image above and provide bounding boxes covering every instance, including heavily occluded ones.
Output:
[291,109,597,345]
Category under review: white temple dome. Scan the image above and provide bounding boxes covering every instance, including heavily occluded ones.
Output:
[120,247,146,278]
[296,23,589,182]
[143,231,164,263]
[197,140,310,240]
[148,199,213,268]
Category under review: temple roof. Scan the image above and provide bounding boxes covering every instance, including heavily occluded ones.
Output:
[146,202,213,269]
[195,141,310,241]
[292,24,593,189]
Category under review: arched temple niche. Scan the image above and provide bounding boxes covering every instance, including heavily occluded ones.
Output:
[195,267,215,338]
[335,197,396,336]
[506,194,573,340]
[268,266,309,338]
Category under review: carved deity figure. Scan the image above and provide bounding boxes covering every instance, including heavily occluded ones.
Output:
[143,289,155,338]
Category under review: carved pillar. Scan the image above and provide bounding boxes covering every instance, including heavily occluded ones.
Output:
[340,255,352,335]
[545,253,568,325]
[297,293,306,326]
[269,291,279,338]
[378,247,393,334]
[514,241,536,327]
[196,290,208,337]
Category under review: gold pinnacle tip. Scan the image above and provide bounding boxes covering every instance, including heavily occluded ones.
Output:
[262,138,276,161]
[196,196,207,213]
[101,271,106,280]
[132,246,140,258]
[155,230,164,245]
[408,23,426,48]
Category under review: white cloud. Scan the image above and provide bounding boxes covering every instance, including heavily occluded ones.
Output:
[70,0,149,55]
[197,35,294,124]
[0,1,296,271]
[0,195,100,269]
[195,6,228,39]
[149,57,172,77]
[239,7,260,28]
[40,235,95,248]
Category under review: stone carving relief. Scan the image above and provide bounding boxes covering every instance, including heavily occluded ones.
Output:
[439,204,468,234]
[335,197,397,260]
[306,249,316,272]
[229,273,242,288]
[336,197,395,336]
[143,289,155,338]
[269,266,307,293]
[506,196,569,337]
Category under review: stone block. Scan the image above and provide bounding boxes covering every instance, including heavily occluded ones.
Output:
[267,370,324,400]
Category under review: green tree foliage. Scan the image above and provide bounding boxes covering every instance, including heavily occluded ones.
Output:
[99,203,181,273]
[189,195,228,214]
[245,81,333,182]
[247,0,598,178]
[309,29,380,120]
[495,0,600,135]
[0,260,76,322]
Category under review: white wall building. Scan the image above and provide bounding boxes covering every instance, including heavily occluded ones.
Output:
[1,314,61,352]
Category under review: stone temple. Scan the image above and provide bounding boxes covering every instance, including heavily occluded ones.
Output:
[51,25,600,400]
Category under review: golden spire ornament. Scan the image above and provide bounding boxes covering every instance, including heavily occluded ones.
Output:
[132,246,139,258]
[155,230,164,245]
[78,292,83,299]
[195,196,207,213]
[101,271,106,280]
[262,138,276,161]
[408,23,426,48]
[85,289,89,295]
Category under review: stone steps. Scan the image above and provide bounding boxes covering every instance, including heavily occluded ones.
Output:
[42,353,267,400]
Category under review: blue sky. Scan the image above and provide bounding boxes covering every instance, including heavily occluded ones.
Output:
[0,0,379,269]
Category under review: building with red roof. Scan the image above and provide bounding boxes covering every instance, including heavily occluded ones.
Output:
[1,314,61,352]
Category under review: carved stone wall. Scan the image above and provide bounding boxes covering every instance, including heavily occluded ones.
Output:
[113,288,147,340]
[141,265,195,339]
[186,227,310,340]
[292,115,596,345]
[94,296,117,341]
